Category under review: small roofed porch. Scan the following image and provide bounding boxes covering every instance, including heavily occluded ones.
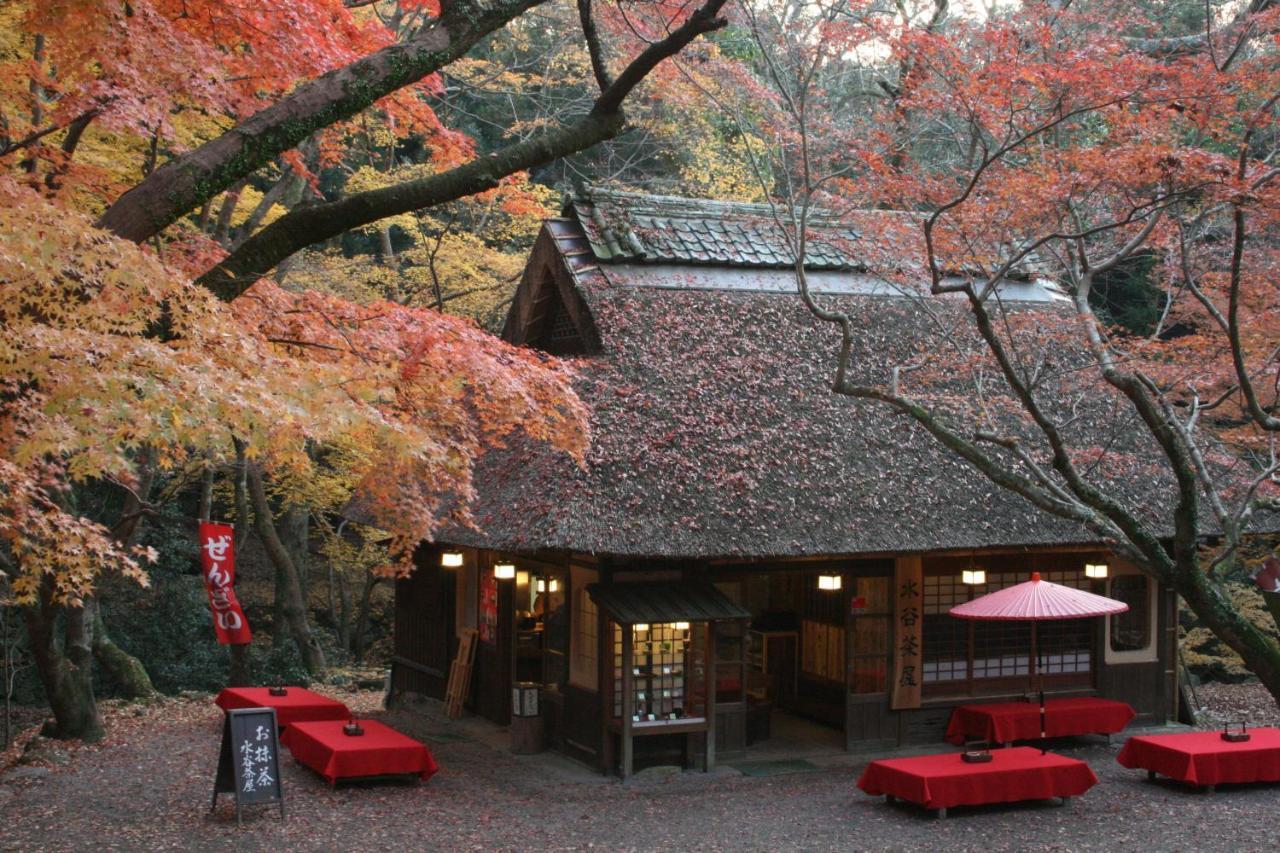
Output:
[587,580,750,779]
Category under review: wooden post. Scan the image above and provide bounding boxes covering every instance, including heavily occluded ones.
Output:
[891,556,923,710]
[705,621,716,773]
[621,623,633,779]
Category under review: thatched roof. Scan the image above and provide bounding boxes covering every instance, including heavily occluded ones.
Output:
[411,188,1201,560]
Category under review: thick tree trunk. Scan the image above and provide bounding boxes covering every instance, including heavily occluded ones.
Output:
[280,506,310,599]
[246,466,326,673]
[228,644,252,687]
[24,581,103,741]
[193,0,730,298]
[89,598,155,700]
[1177,564,1280,709]
[88,456,159,701]
[95,0,548,243]
[197,109,624,298]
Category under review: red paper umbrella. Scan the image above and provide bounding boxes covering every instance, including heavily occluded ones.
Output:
[949,571,1128,748]
[949,572,1129,621]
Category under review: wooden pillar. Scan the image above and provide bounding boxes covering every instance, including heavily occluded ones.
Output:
[621,623,633,779]
[891,555,923,710]
[705,621,716,773]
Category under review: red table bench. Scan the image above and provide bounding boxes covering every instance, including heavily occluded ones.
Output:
[1117,727,1280,791]
[945,697,1135,745]
[858,746,1098,818]
[215,687,350,729]
[280,719,439,786]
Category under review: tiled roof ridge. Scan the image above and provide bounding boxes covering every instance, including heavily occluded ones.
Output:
[567,185,878,270]
[577,185,869,227]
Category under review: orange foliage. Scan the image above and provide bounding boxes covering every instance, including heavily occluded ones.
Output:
[0,177,586,603]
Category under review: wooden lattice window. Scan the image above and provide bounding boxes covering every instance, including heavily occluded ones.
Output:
[528,278,586,355]
[922,571,1093,689]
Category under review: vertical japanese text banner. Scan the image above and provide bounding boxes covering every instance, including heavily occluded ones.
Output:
[891,555,923,710]
[199,521,252,645]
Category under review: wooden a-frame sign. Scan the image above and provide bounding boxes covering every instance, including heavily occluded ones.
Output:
[212,707,286,825]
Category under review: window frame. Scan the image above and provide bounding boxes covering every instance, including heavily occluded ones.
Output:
[568,565,599,691]
[920,568,1095,698]
[1103,568,1159,664]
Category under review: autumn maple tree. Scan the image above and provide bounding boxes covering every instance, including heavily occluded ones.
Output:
[0,0,733,740]
[714,0,1280,704]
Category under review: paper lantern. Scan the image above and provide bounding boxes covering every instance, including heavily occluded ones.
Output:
[494,562,516,580]
[440,551,463,568]
[1084,563,1109,579]
[962,568,987,585]
[818,575,842,591]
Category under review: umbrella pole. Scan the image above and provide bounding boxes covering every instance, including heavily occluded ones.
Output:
[1033,621,1047,753]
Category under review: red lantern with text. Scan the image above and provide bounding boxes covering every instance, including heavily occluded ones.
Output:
[199,521,252,645]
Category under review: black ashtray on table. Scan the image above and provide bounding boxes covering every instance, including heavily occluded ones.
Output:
[962,740,994,763]
[1221,722,1251,743]
[343,720,365,737]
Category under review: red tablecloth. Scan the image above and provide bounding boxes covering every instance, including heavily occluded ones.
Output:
[214,687,350,728]
[1116,728,1280,787]
[945,697,1135,745]
[857,746,1098,811]
[280,720,439,785]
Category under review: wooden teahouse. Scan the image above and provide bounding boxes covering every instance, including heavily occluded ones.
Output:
[387,188,1179,777]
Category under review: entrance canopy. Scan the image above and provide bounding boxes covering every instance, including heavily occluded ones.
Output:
[587,580,749,624]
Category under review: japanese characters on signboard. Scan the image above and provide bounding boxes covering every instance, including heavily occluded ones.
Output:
[238,721,277,798]
[199,521,252,645]
[479,566,498,645]
[891,556,923,710]
[213,707,284,821]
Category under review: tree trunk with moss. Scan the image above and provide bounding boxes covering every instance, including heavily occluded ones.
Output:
[25,580,103,742]
[247,465,326,674]
[89,598,155,700]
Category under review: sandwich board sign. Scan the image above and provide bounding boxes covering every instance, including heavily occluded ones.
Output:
[211,707,285,824]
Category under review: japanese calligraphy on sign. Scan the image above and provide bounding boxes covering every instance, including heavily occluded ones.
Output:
[212,707,285,823]
[891,555,924,710]
[198,521,252,645]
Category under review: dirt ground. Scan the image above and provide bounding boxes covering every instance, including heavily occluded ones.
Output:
[1,683,1278,852]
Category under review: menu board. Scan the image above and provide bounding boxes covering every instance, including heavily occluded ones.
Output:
[212,707,285,824]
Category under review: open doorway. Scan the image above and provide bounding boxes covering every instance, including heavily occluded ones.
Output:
[717,570,849,759]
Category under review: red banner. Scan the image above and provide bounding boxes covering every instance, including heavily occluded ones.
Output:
[199,521,252,645]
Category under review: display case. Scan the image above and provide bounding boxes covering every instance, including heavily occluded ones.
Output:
[612,622,708,726]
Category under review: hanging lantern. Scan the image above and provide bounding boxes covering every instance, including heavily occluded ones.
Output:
[548,579,560,593]
[674,621,690,631]
[962,568,987,585]
[818,575,842,591]
[536,578,546,593]
[441,551,464,568]
[1084,562,1109,579]
[494,562,516,580]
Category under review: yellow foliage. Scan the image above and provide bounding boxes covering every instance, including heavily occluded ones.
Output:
[0,178,587,603]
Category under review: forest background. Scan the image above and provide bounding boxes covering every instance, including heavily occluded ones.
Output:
[0,0,1277,743]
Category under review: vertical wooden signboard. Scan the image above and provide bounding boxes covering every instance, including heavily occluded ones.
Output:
[479,566,498,645]
[891,556,923,710]
[212,707,285,825]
